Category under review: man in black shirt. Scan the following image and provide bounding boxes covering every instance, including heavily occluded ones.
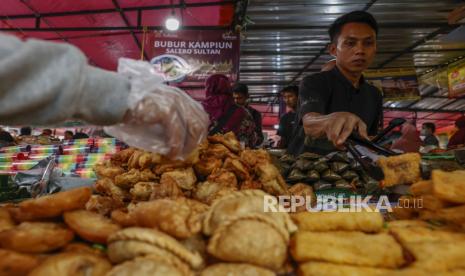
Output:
[232,83,264,146]
[277,85,299,149]
[421,122,439,147]
[288,11,383,155]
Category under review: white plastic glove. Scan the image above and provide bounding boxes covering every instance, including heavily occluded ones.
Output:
[104,58,209,160]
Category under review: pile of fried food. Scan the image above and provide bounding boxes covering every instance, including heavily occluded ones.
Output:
[291,208,465,275]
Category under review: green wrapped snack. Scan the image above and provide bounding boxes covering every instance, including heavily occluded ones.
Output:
[349,160,362,171]
[287,168,307,182]
[294,158,313,171]
[298,152,322,160]
[279,154,296,164]
[334,179,352,189]
[330,152,350,163]
[330,162,349,174]
[313,181,333,191]
[313,160,329,173]
[280,163,292,177]
[322,170,342,182]
[306,170,320,183]
[342,170,358,181]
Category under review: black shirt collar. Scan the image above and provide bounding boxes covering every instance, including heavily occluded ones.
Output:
[330,66,366,90]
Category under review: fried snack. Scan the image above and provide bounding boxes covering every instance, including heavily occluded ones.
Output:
[107,256,192,276]
[200,263,274,276]
[138,152,154,169]
[204,143,231,160]
[432,170,465,204]
[207,214,289,271]
[240,149,271,167]
[194,181,238,205]
[154,159,187,175]
[63,242,106,257]
[179,234,207,261]
[390,226,465,244]
[386,220,431,230]
[133,198,208,239]
[392,205,418,220]
[86,194,123,216]
[128,150,144,169]
[64,210,121,244]
[0,249,40,276]
[6,206,38,223]
[207,168,238,187]
[111,209,137,227]
[240,179,262,190]
[29,252,112,276]
[95,178,130,205]
[419,204,465,224]
[150,179,184,200]
[288,183,316,212]
[107,227,204,269]
[208,132,242,153]
[130,182,156,201]
[290,231,405,268]
[291,210,383,232]
[419,194,451,210]
[0,208,15,231]
[94,163,125,180]
[114,169,141,189]
[203,190,297,236]
[111,147,136,166]
[160,168,197,191]
[409,180,433,196]
[298,262,393,276]
[194,157,223,177]
[405,241,465,271]
[377,153,421,187]
[0,222,74,253]
[18,187,91,220]
[223,157,250,181]
[255,162,288,195]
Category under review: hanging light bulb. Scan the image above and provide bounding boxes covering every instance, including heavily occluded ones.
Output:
[165,9,180,31]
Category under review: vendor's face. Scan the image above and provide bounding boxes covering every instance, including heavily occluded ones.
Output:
[282,92,298,110]
[233,93,247,106]
[329,22,377,75]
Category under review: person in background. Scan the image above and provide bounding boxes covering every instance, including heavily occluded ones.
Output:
[277,85,299,149]
[289,11,383,155]
[0,130,15,147]
[19,126,32,136]
[421,122,439,147]
[232,83,264,147]
[0,33,207,159]
[391,122,422,153]
[64,130,74,140]
[201,74,258,148]
[41,129,52,136]
[448,116,465,149]
[73,132,89,139]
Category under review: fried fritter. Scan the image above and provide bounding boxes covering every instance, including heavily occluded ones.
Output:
[94,163,125,180]
[194,181,237,205]
[0,208,15,232]
[111,209,137,227]
[160,168,197,191]
[64,210,121,244]
[240,179,263,190]
[63,242,106,257]
[207,169,238,188]
[114,169,141,189]
[194,157,223,177]
[255,162,288,196]
[240,149,271,168]
[208,132,242,153]
[18,187,91,220]
[223,157,250,181]
[150,180,184,200]
[29,252,112,276]
[287,183,316,212]
[0,222,74,253]
[0,249,40,276]
[85,194,123,216]
[94,178,130,205]
[130,182,156,201]
[107,255,192,276]
[111,148,136,166]
[200,263,274,276]
[204,143,231,160]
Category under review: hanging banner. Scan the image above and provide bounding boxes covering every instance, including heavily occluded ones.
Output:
[448,59,465,98]
[147,30,240,85]
[364,68,421,101]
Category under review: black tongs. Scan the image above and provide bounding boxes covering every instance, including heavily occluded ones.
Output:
[345,134,398,181]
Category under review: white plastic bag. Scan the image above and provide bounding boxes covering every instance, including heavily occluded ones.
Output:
[104,58,209,160]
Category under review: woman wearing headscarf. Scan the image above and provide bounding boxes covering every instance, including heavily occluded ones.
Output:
[391,122,422,153]
[448,116,465,149]
[201,74,258,148]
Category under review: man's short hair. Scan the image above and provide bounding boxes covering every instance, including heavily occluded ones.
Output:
[329,11,378,43]
[423,122,436,133]
[232,83,249,97]
[20,126,31,136]
[280,85,299,97]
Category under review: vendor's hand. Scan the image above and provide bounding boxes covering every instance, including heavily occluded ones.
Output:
[325,112,368,146]
[303,112,368,146]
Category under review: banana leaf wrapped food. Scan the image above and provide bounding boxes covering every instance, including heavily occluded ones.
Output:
[306,170,320,183]
[330,162,349,174]
[287,168,307,183]
[322,170,342,182]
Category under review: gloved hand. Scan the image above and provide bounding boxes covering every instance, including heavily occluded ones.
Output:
[104,58,209,160]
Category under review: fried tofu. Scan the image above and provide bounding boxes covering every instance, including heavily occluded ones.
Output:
[390,226,465,244]
[419,205,465,224]
[409,180,433,196]
[407,241,465,271]
[377,153,421,187]
[298,262,393,276]
[291,231,405,268]
[432,170,465,204]
[291,211,383,233]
